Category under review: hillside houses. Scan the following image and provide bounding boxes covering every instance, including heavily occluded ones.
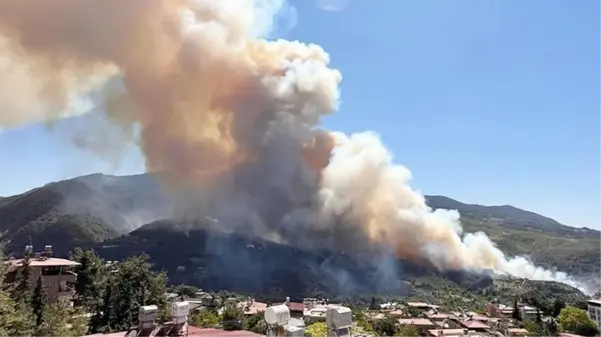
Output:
[357,299,551,337]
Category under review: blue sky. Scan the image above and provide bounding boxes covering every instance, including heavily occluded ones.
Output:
[0,0,599,229]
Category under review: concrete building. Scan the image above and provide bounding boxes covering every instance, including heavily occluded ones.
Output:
[587,298,601,328]
[5,245,80,305]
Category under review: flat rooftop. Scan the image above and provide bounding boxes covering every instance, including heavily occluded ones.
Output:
[587,299,601,306]
[6,257,80,268]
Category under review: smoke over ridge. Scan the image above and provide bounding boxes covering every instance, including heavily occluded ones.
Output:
[0,0,587,292]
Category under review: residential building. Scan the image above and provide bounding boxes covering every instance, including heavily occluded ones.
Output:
[303,304,350,325]
[5,245,80,305]
[460,320,490,332]
[237,298,268,315]
[485,301,514,318]
[407,302,439,311]
[428,328,468,337]
[304,305,329,324]
[279,297,304,319]
[398,318,437,334]
[587,298,601,328]
[519,304,538,321]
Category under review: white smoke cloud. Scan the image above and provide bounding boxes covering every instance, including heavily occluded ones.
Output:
[0,0,591,294]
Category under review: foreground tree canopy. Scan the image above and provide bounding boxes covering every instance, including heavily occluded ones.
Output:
[558,306,599,336]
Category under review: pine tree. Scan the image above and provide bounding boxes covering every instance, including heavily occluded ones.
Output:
[13,253,32,304]
[0,245,34,336]
[512,298,522,321]
[99,276,115,332]
[71,248,105,309]
[71,248,106,333]
[35,301,85,336]
[31,275,47,326]
[552,299,565,317]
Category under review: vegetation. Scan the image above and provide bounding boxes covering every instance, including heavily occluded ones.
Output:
[0,174,598,321]
[0,247,87,336]
[557,306,599,336]
[84,253,168,333]
[396,324,421,336]
[171,284,200,300]
[371,315,399,336]
[305,322,328,337]
[189,308,220,328]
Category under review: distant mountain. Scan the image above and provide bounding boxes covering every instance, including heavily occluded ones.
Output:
[0,173,173,254]
[0,173,598,287]
[426,195,600,239]
[0,173,597,306]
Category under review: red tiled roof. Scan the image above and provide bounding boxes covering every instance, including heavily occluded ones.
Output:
[428,313,450,320]
[399,318,435,326]
[282,302,304,312]
[461,320,490,329]
[471,315,490,322]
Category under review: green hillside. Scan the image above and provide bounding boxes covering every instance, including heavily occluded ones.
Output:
[0,183,117,255]
[0,174,597,304]
[460,215,600,277]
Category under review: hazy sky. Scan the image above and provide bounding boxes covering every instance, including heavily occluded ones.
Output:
[0,0,599,229]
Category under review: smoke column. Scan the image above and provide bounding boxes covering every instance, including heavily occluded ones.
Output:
[0,0,586,291]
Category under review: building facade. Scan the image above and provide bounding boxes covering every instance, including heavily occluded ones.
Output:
[587,299,601,328]
[5,246,80,304]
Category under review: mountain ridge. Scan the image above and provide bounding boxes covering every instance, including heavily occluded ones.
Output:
[3,173,597,235]
[0,174,601,299]
[425,195,599,238]
[0,173,598,284]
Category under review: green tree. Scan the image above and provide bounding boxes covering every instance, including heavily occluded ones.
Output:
[396,324,421,336]
[221,304,244,331]
[99,275,116,332]
[372,316,398,336]
[110,254,168,331]
[189,308,220,328]
[305,322,328,337]
[35,301,88,336]
[0,299,34,337]
[512,298,522,321]
[172,284,199,300]
[369,297,378,310]
[31,275,47,326]
[71,248,106,310]
[244,313,267,334]
[351,308,373,333]
[557,306,599,336]
[552,298,566,317]
[0,247,34,336]
[522,320,540,333]
[13,253,32,304]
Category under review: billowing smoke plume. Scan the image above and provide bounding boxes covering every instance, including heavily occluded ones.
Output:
[0,0,587,291]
